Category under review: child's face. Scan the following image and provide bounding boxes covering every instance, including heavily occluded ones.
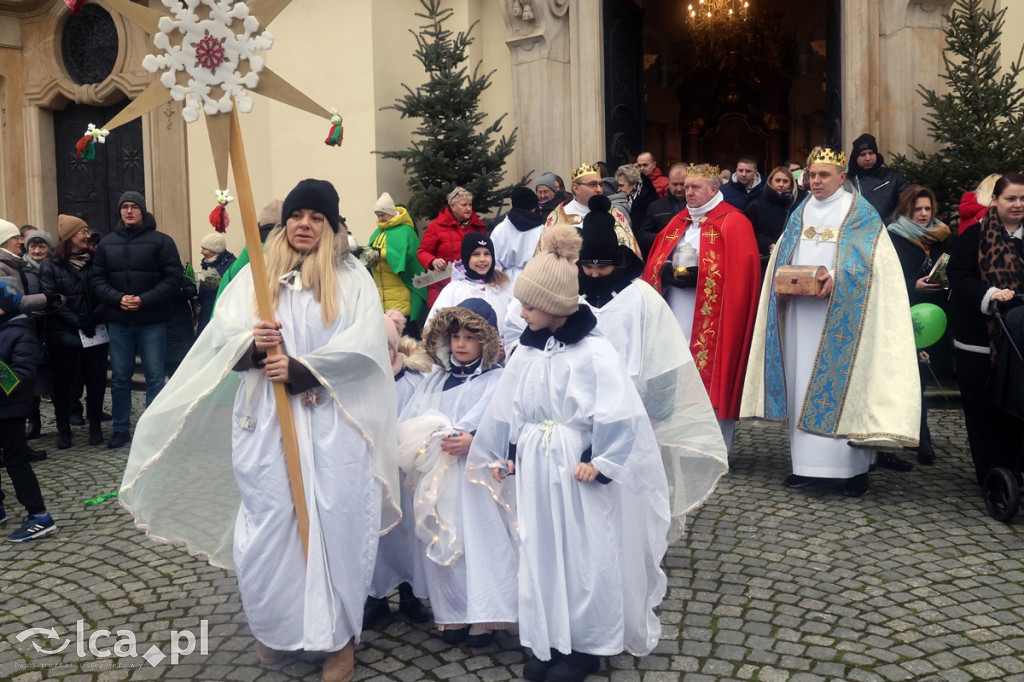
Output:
[468,247,492,276]
[520,304,563,332]
[581,263,614,278]
[200,247,217,261]
[450,327,483,365]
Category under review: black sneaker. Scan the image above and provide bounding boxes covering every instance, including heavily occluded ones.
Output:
[438,625,469,643]
[0,504,7,524]
[362,596,391,630]
[465,630,494,648]
[523,650,562,681]
[917,447,936,465]
[26,447,48,462]
[7,513,56,542]
[546,651,600,682]
[844,473,869,497]
[107,432,131,449]
[876,452,913,472]
[784,474,814,488]
[397,582,431,623]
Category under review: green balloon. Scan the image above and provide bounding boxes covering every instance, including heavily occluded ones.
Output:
[910,303,947,349]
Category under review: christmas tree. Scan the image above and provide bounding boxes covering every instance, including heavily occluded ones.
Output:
[378,0,523,222]
[891,0,1024,220]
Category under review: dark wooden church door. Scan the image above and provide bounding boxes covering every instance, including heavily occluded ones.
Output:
[603,0,645,168]
[53,101,144,237]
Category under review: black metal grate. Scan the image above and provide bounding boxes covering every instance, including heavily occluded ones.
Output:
[61,5,119,85]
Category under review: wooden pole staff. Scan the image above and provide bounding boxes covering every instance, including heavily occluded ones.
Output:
[227,105,310,560]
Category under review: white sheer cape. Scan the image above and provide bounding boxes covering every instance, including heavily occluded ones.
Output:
[119,256,401,571]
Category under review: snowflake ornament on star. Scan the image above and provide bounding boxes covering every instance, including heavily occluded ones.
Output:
[142,0,274,123]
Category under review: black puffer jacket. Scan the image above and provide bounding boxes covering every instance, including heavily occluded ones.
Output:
[91,213,182,325]
[0,317,40,419]
[745,188,797,258]
[849,159,908,223]
[40,256,101,349]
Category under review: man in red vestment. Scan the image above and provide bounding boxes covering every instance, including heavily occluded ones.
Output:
[642,163,761,451]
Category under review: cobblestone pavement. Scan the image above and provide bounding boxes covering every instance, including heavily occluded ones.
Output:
[2,394,1023,681]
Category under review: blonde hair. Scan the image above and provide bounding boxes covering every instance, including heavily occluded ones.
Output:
[262,225,341,327]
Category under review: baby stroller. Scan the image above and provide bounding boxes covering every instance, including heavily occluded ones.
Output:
[985,302,1024,522]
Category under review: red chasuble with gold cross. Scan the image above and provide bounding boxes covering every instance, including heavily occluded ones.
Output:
[642,201,761,419]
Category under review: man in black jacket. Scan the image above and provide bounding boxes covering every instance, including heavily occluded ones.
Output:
[92,191,182,448]
[847,133,908,223]
[636,162,687,258]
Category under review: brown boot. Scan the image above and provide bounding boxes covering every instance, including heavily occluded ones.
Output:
[256,641,285,665]
[321,640,354,682]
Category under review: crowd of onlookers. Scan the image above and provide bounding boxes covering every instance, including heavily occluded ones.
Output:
[0,192,237,542]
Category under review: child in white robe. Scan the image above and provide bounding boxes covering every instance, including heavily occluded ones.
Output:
[467,226,672,682]
[399,298,517,647]
[490,186,546,284]
[425,233,513,331]
[577,196,728,532]
[365,309,432,629]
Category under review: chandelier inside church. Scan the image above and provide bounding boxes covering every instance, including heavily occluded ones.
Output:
[686,0,750,26]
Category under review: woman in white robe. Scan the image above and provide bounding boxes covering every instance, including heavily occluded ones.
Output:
[119,179,400,682]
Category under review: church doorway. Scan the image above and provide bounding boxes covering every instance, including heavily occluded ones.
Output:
[636,0,838,175]
[53,101,144,237]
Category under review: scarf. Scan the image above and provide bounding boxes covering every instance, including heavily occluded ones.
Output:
[625,181,643,209]
[887,215,950,254]
[67,251,92,272]
[22,255,44,271]
[978,207,1024,292]
[579,268,636,308]
[443,356,483,391]
[687,190,724,222]
[507,208,544,232]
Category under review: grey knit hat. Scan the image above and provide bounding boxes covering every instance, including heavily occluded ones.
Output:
[25,230,54,250]
[514,225,581,316]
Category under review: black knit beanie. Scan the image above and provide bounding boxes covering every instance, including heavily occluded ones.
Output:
[510,186,539,211]
[461,232,495,281]
[281,179,340,232]
[578,195,619,264]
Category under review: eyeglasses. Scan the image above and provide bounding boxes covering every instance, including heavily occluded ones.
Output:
[576,181,602,188]
[121,204,140,212]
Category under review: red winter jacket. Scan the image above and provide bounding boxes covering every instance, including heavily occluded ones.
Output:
[417,206,487,307]
[958,191,988,234]
[647,167,670,198]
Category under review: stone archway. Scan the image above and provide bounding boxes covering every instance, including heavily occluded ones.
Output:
[13,2,190,254]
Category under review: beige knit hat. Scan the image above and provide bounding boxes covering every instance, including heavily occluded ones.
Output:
[57,214,89,244]
[374,192,398,217]
[200,232,227,253]
[514,225,582,316]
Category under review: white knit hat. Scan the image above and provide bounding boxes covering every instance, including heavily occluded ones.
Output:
[200,232,227,253]
[514,225,582,316]
[374,192,398,218]
[0,219,20,247]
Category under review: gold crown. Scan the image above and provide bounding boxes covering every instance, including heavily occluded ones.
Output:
[571,162,601,181]
[808,147,847,168]
[687,163,720,179]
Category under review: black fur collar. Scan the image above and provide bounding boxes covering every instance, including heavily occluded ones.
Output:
[519,306,597,349]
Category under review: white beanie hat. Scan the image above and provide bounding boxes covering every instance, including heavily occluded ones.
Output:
[0,219,20,247]
[374,192,398,218]
[200,232,227,254]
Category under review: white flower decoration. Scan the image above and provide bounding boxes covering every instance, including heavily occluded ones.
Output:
[142,0,274,123]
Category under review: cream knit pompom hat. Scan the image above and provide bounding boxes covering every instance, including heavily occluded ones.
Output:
[514,225,581,316]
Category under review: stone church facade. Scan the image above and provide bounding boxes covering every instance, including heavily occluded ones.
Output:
[0,0,1021,255]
